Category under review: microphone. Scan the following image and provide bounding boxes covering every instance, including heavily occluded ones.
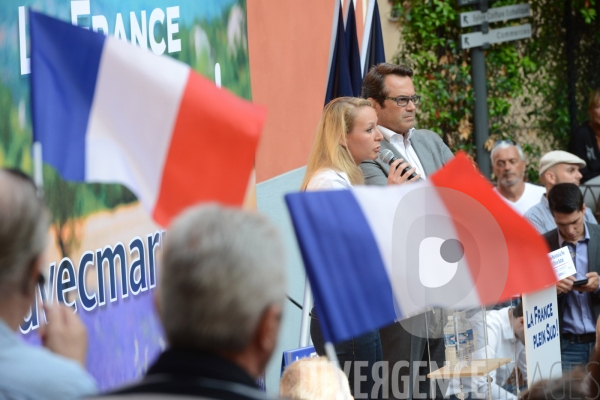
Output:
[378,149,418,180]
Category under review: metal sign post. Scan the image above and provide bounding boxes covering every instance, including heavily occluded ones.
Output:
[458,0,531,178]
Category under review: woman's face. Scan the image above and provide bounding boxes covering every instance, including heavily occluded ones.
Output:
[590,102,600,125]
[346,106,382,165]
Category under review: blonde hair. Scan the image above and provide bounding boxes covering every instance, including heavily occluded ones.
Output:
[301,97,373,190]
[280,356,353,400]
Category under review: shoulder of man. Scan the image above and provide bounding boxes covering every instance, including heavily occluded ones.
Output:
[1,344,97,399]
[411,128,444,142]
[542,228,559,250]
[588,222,600,237]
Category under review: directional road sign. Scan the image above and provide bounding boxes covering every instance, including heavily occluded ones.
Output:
[460,23,531,49]
[458,0,494,6]
[460,3,530,27]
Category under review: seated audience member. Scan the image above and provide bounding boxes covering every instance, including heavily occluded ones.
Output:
[492,140,546,215]
[0,168,96,399]
[544,183,600,371]
[108,204,286,399]
[302,96,414,399]
[569,88,600,184]
[280,356,353,400]
[525,150,597,234]
[519,370,589,400]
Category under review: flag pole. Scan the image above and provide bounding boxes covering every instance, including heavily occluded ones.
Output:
[32,141,44,198]
[299,278,313,347]
[214,63,221,88]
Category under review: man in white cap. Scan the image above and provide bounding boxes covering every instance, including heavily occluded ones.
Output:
[525,150,597,234]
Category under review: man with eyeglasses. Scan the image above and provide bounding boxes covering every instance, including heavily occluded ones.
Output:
[360,63,453,186]
[544,183,600,371]
[525,150,597,234]
[360,63,453,400]
[491,140,545,215]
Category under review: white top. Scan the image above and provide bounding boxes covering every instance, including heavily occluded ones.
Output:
[306,168,352,190]
[494,182,546,215]
[447,308,526,400]
[378,126,427,180]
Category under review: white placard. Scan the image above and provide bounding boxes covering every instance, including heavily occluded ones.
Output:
[522,287,562,387]
[548,246,576,280]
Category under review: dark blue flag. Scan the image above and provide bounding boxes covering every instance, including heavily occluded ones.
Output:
[324,1,353,105]
[345,0,363,97]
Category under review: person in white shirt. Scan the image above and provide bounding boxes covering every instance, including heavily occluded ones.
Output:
[492,140,546,215]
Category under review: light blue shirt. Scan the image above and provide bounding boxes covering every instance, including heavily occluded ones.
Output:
[0,318,97,399]
[525,194,597,234]
[559,224,599,334]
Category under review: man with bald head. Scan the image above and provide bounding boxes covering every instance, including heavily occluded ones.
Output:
[525,150,597,234]
[0,168,96,399]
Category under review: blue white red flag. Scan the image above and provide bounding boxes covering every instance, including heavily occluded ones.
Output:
[285,153,556,343]
[30,11,266,227]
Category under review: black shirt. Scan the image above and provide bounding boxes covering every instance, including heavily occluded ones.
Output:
[569,122,600,183]
[107,348,273,400]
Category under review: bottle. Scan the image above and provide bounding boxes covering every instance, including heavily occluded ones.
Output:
[444,315,465,370]
[457,312,473,366]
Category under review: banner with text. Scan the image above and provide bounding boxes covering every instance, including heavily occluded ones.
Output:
[0,0,250,391]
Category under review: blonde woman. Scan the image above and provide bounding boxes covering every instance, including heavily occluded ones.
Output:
[302,97,418,191]
[303,97,418,399]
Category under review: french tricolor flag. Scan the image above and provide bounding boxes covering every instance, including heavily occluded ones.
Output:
[285,153,557,343]
[30,11,266,227]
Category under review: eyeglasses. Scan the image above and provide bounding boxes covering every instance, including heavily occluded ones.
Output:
[385,94,421,107]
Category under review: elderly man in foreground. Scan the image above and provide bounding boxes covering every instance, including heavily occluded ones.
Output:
[109,204,286,399]
[0,168,96,399]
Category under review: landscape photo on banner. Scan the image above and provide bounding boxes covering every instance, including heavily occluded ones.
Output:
[0,0,251,391]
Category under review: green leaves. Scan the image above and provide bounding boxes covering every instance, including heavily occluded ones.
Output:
[392,0,599,182]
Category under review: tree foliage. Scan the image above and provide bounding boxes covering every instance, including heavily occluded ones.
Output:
[391,0,598,182]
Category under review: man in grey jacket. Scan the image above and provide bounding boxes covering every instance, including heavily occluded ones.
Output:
[360,63,453,399]
[360,63,453,185]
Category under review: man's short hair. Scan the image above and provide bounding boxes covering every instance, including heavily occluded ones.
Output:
[361,63,414,107]
[159,204,286,352]
[280,356,352,400]
[548,183,584,215]
[490,140,525,163]
[0,169,49,300]
[511,301,523,318]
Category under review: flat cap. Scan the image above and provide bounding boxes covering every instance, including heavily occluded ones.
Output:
[539,150,586,176]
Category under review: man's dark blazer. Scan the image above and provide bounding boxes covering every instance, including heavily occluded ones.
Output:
[544,223,600,333]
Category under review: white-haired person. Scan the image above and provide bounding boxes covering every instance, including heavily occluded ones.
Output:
[280,356,353,400]
[0,168,96,399]
[107,204,286,399]
[301,96,417,399]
